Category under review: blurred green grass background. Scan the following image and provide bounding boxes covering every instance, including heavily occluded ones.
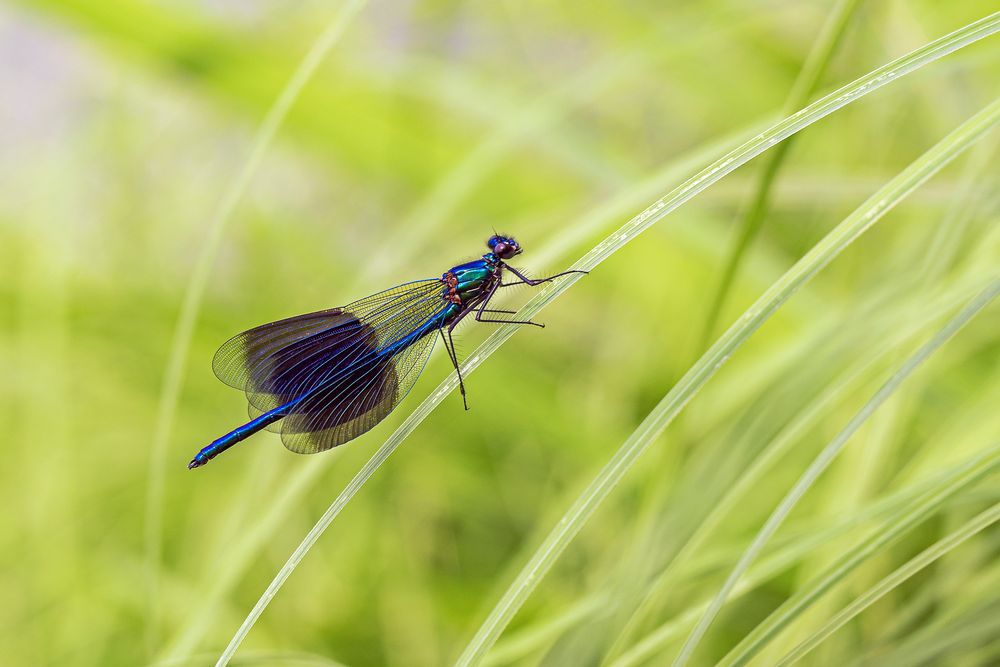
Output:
[1,1,999,666]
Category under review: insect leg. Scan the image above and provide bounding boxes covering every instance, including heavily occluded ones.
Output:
[475,281,544,327]
[473,313,545,327]
[500,264,588,287]
[438,326,469,410]
[442,299,484,410]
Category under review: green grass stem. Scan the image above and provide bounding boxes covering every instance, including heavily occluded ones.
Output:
[699,0,864,346]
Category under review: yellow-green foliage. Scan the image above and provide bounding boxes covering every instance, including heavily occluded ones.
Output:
[1,2,998,667]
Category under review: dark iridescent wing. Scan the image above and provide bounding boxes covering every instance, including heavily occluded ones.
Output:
[279,330,438,453]
[212,279,450,453]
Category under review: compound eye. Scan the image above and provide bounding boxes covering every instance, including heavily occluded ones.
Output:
[501,241,520,259]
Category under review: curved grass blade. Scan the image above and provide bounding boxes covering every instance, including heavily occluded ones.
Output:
[483,594,608,667]
[142,0,368,652]
[600,264,995,663]
[700,0,864,346]
[611,441,1000,667]
[717,445,1000,667]
[772,502,1000,667]
[879,610,1000,667]
[216,15,1000,667]
[672,276,1000,666]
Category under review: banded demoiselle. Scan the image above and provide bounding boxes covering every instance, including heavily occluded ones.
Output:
[188,235,585,468]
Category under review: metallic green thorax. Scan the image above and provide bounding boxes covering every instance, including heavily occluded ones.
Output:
[446,254,500,304]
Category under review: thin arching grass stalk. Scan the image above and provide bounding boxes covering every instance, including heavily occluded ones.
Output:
[877,592,1000,667]
[455,94,1000,667]
[216,15,1000,667]
[918,138,999,280]
[141,0,367,652]
[612,441,1000,667]
[486,428,1000,666]
[666,443,1000,588]
[718,444,1000,667]
[672,276,1000,666]
[773,502,1000,667]
[877,611,1000,667]
[700,0,864,346]
[483,594,608,667]
[880,564,1000,664]
[601,265,992,664]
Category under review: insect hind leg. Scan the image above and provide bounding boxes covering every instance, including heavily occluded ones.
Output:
[475,283,544,327]
[439,324,470,410]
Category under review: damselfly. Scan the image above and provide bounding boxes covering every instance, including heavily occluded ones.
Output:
[188,235,585,468]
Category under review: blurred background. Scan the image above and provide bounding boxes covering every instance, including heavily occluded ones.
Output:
[2,1,999,666]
